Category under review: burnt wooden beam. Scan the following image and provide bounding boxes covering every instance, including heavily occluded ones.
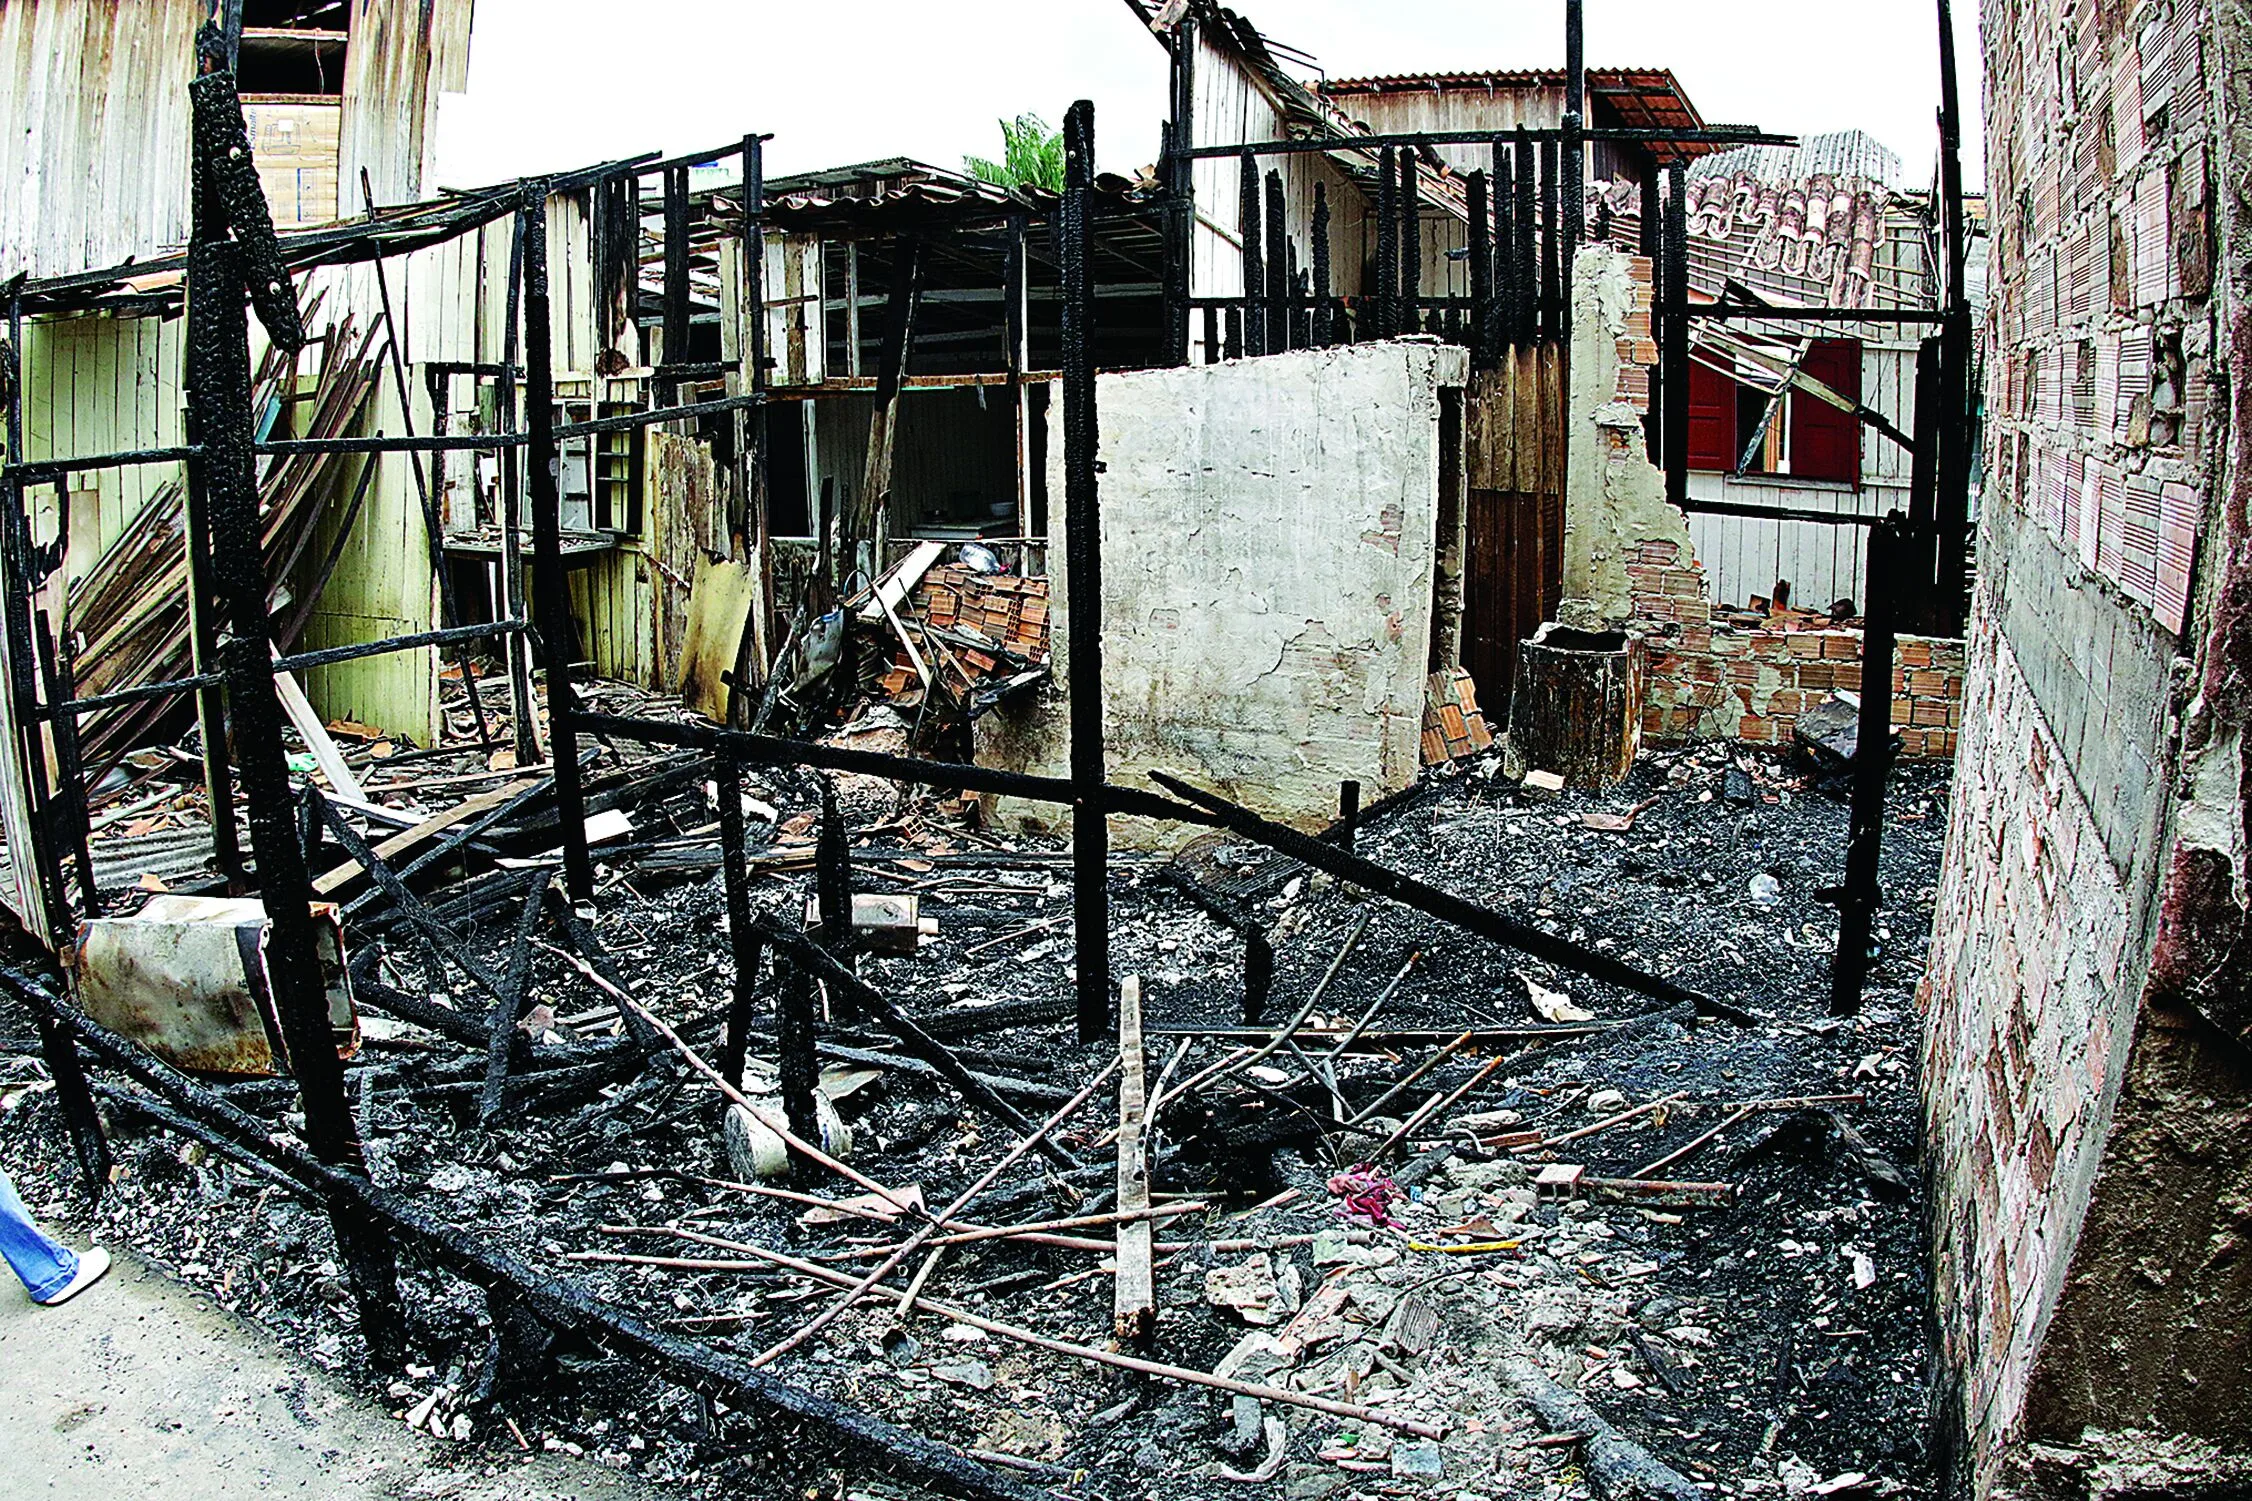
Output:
[715,753,766,1091]
[856,235,925,547]
[1561,0,1585,336]
[1513,131,1537,345]
[1830,513,1907,1015]
[1238,149,1264,357]
[1311,181,1333,347]
[1399,148,1421,335]
[1062,100,1111,1044]
[1263,170,1287,355]
[661,164,692,402]
[186,49,401,1364]
[1467,170,1493,370]
[521,181,594,904]
[1662,162,1689,508]
[1375,145,1398,339]
[1539,136,1561,340]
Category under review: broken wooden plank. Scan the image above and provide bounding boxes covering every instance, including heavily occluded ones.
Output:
[314,779,540,896]
[854,539,946,625]
[272,648,366,802]
[1114,974,1155,1346]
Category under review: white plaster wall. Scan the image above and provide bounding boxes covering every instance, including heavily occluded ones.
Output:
[984,341,1464,843]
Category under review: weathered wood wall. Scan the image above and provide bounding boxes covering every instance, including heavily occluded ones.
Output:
[1462,343,1567,708]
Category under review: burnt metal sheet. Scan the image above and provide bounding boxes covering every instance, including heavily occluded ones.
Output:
[69,895,359,1077]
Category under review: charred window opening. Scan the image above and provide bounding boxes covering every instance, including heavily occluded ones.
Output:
[237,0,350,99]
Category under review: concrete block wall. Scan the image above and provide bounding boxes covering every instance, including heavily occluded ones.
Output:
[1626,537,1965,757]
[1917,0,2252,1492]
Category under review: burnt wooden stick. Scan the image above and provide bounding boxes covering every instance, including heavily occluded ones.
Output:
[1467,168,1492,369]
[815,776,852,954]
[1243,929,1273,1025]
[1113,975,1155,1346]
[1149,771,1739,1021]
[480,871,554,1126]
[1375,145,1398,337]
[1310,181,1332,346]
[32,1005,111,1196]
[715,753,765,1090]
[751,916,1080,1171]
[1337,779,1361,854]
[1513,129,1538,343]
[777,957,822,1146]
[1399,148,1421,331]
[1539,135,1561,338]
[1262,170,1287,355]
[1202,302,1220,365]
[1237,148,1263,354]
[747,1057,1119,1369]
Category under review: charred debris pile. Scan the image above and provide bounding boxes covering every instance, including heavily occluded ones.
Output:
[2,727,1948,1501]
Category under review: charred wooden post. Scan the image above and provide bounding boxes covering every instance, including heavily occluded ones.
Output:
[521,180,595,906]
[498,208,539,766]
[661,164,692,403]
[1223,305,1242,361]
[1263,170,1287,354]
[479,871,553,1126]
[31,1006,109,1196]
[1164,20,1197,366]
[1641,170,1664,459]
[740,135,772,644]
[1399,148,1421,334]
[1512,131,1538,344]
[815,775,852,954]
[1560,0,1585,337]
[1202,303,1220,364]
[1375,145,1398,339]
[1244,929,1273,1025]
[1662,163,1689,508]
[1237,150,1264,357]
[1311,182,1333,346]
[1506,625,1646,790]
[778,956,822,1147]
[1490,143,1515,353]
[715,753,766,1090]
[1831,514,1906,1016]
[1467,169,1493,370]
[1063,101,1111,1043]
[1338,780,1362,854]
[1933,0,1974,633]
[184,34,401,1363]
[1539,136,1561,340]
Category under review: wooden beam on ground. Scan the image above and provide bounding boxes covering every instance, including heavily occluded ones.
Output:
[1113,974,1155,1346]
[313,779,539,897]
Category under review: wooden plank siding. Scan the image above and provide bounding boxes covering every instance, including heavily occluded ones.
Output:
[1461,344,1567,709]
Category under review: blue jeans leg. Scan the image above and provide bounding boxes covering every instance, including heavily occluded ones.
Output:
[0,1164,77,1302]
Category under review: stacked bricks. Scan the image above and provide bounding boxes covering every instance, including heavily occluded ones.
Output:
[1421,668,1496,765]
[877,566,1051,699]
[1626,538,1965,758]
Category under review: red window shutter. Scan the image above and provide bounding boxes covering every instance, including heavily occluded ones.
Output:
[1789,338,1863,485]
[1687,353,1736,471]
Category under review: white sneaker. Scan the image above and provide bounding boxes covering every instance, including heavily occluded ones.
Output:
[37,1247,111,1307]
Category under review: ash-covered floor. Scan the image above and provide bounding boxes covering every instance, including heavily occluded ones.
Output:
[0,740,1948,1501]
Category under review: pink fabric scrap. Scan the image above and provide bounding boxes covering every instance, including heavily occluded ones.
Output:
[1326,1164,1402,1227]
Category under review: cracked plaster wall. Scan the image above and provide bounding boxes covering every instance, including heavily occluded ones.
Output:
[978,340,1464,845]
[1561,245,1696,631]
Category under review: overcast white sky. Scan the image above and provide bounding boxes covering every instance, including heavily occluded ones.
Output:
[435,1,1984,193]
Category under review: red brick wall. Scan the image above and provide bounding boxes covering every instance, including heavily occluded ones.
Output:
[1626,537,1964,758]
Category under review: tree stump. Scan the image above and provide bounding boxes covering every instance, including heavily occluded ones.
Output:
[1505,624,1646,790]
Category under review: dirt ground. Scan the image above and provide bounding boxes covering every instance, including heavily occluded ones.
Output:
[0,1243,668,1501]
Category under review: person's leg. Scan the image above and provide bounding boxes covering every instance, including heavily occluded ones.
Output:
[0,1163,78,1302]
